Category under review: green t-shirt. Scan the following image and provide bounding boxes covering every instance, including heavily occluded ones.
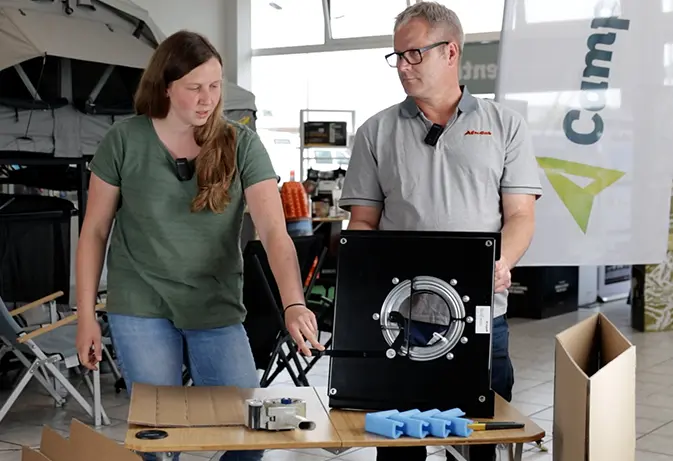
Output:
[88,115,277,330]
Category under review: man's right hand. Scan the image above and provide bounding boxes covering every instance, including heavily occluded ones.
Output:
[76,315,102,371]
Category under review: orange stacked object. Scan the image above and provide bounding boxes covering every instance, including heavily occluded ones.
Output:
[280,172,310,221]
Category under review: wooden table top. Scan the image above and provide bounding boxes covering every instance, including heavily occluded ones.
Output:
[124,387,342,452]
[317,390,546,447]
[124,386,546,453]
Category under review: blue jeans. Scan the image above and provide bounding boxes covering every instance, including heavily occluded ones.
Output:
[108,314,263,461]
[376,314,514,461]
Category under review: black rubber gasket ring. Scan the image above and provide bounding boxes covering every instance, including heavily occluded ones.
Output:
[135,429,169,440]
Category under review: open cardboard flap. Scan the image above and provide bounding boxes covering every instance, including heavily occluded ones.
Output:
[21,419,141,461]
[128,382,246,427]
[553,312,636,461]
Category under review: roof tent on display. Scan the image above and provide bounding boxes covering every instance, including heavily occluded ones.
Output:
[0,0,258,159]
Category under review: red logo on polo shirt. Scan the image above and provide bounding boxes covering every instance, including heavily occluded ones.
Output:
[465,130,492,135]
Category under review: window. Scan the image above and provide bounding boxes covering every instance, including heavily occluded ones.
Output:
[429,0,505,34]
[252,48,406,182]
[329,0,408,39]
[251,0,325,49]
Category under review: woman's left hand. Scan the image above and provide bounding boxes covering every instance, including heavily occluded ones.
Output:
[284,304,325,356]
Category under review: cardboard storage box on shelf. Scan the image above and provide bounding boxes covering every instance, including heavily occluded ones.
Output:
[553,312,636,461]
[22,419,140,461]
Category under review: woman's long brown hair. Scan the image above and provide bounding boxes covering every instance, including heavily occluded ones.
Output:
[134,30,237,213]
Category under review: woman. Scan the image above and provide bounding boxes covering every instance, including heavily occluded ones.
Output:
[75,30,323,461]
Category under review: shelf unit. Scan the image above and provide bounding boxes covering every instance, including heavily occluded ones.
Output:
[298,109,356,181]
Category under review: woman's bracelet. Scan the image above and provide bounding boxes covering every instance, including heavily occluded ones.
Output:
[283,302,306,314]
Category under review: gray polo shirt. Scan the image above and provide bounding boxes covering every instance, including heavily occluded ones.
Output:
[339,86,542,319]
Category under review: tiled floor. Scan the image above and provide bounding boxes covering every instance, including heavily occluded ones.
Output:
[1,301,672,460]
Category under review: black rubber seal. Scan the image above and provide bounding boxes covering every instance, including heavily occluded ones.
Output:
[135,429,169,440]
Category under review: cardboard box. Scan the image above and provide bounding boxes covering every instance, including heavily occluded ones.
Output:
[22,419,140,461]
[553,313,636,461]
[128,383,245,427]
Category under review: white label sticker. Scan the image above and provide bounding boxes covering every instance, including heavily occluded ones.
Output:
[475,306,491,334]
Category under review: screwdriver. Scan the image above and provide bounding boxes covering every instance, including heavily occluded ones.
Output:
[467,421,525,431]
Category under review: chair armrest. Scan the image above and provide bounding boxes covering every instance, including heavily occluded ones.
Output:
[9,291,64,317]
[17,303,105,344]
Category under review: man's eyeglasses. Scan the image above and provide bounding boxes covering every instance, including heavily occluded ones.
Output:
[385,41,449,67]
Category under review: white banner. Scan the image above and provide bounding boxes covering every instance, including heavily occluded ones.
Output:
[495,0,673,266]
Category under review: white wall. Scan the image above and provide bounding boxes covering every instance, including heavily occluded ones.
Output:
[133,0,226,55]
[131,0,252,89]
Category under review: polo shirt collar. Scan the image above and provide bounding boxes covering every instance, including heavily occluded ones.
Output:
[400,85,478,119]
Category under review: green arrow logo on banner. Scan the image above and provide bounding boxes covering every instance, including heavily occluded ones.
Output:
[536,157,625,233]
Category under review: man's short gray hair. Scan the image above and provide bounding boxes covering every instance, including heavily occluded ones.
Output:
[394,1,465,53]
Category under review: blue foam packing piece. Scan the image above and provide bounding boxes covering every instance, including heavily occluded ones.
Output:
[364,407,473,439]
[365,410,405,439]
[411,409,452,438]
[445,417,473,437]
[388,410,430,439]
[432,408,472,437]
[436,408,466,419]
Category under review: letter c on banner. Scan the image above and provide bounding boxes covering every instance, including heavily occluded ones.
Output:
[563,109,604,145]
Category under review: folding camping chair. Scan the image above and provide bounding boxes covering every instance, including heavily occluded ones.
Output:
[242,235,331,387]
[11,290,123,389]
[0,292,110,427]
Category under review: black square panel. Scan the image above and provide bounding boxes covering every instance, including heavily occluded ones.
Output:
[326,229,500,418]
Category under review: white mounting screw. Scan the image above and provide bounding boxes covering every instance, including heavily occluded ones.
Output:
[372,313,380,320]
[340,238,347,244]
[446,353,454,360]
[462,295,470,303]
[386,349,397,359]
[479,395,486,402]
[392,277,399,284]
[466,316,474,324]
[450,279,457,286]
[329,388,337,395]
[460,337,468,344]
[486,240,493,247]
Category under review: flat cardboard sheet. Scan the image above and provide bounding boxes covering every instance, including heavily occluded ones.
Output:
[39,426,71,461]
[21,447,50,461]
[21,419,141,461]
[128,383,246,427]
[70,419,141,461]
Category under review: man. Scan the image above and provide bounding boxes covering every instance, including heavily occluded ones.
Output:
[337,2,542,461]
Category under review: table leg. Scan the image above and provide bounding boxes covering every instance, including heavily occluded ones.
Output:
[512,443,523,461]
[156,453,176,461]
[93,368,101,427]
